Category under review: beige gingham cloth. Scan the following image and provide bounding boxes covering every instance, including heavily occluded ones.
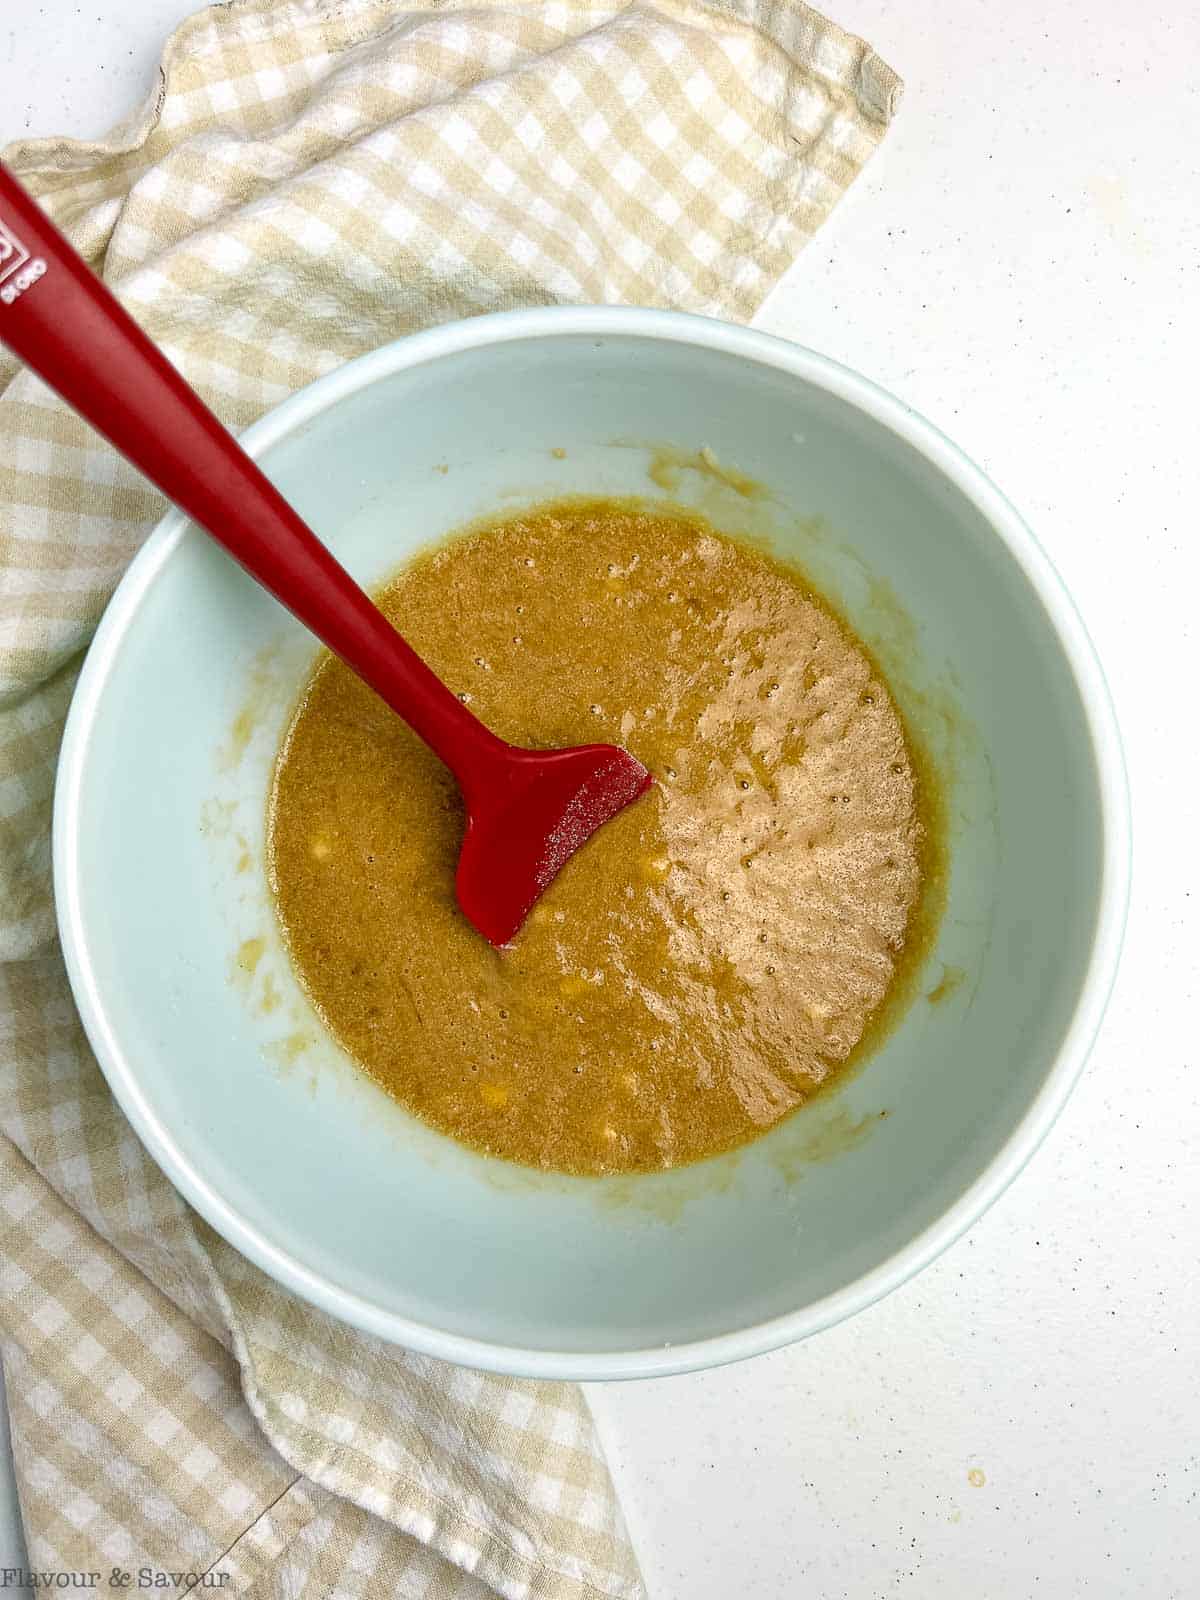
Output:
[0,0,898,1592]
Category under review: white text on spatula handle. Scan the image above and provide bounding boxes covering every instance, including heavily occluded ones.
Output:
[0,216,46,305]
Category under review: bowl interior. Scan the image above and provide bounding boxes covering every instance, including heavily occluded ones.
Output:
[59,320,1113,1374]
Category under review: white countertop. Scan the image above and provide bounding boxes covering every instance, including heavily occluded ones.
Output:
[3,2,1197,1595]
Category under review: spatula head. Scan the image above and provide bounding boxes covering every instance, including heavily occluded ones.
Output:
[455,743,653,947]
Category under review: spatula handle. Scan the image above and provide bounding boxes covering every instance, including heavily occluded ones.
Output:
[0,162,505,789]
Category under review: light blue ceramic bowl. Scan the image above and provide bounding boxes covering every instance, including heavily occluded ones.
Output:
[53,308,1129,1378]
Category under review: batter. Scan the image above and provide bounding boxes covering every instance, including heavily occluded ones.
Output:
[268,500,934,1174]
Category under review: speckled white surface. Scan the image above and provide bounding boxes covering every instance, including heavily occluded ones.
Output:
[2,1,1197,1595]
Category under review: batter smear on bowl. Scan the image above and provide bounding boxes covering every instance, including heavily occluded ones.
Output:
[268,499,936,1175]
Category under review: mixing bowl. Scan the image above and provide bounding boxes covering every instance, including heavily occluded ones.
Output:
[54,307,1129,1378]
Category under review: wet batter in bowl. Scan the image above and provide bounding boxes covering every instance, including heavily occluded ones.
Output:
[268,500,936,1174]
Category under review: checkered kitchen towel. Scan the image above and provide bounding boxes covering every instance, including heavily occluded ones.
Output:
[0,0,899,1593]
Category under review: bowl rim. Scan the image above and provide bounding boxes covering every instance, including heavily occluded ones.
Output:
[53,305,1131,1380]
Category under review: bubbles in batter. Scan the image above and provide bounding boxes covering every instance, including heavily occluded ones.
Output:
[268,500,936,1174]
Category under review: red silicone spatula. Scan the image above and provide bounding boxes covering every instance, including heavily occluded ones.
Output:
[0,163,652,946]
